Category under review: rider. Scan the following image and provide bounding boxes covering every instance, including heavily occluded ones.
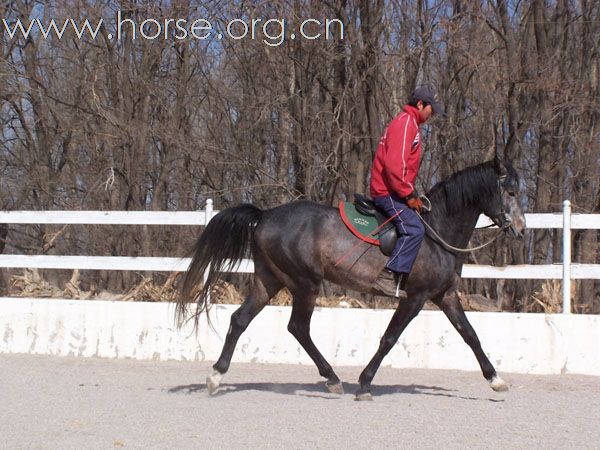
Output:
[370,86,443,298]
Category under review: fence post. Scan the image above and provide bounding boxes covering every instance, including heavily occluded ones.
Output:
[203,199,213,306]
[562,200,572,314]
[204,198,213,225]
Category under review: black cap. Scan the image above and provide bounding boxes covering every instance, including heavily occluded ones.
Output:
[410,86,443,116]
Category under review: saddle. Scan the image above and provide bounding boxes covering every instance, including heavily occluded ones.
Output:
[338,194,398,256]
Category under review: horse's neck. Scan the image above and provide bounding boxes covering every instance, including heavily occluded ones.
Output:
[428,206,481,250]
[425,163,498,251]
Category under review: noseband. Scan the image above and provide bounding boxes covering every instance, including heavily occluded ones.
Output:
[494,174,512,230]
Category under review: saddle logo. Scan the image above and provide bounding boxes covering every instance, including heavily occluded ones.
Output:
[353,217,369,226]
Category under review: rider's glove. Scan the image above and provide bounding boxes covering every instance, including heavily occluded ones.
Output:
[406,192,424,214]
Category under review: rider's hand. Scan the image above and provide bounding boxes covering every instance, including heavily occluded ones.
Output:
[406,196,424,214]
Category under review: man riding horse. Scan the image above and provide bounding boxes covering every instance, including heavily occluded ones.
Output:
[177,83,525,399]
[370,86,443,298]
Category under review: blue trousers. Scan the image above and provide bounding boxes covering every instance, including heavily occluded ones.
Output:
[372,194,425,274]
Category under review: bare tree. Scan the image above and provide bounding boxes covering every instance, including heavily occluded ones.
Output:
[1,0,598,311]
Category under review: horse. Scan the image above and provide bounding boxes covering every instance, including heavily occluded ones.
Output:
[175,157,526,400]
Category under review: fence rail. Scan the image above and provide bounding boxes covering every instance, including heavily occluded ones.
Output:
[0,255,598,280]
[0,255,254,273]
[1,199,598,313]
[0,210,598,228]
[0,200,218,225]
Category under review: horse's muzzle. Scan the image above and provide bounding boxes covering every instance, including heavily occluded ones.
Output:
[495,213,524,239]
[503,216,525,239]
[507,223,524,239]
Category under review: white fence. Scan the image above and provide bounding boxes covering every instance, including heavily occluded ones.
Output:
[0,199,599,313]
[463,201,600,314]
[1,201,599,375]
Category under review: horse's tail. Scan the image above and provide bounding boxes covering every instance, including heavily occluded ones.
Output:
[176,204,263,330]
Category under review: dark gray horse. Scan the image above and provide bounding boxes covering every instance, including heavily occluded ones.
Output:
[176,158,525,400]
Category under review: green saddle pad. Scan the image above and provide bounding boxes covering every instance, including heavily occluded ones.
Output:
[339,200,381,245]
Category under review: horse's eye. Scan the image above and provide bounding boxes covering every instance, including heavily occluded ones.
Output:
[508,191,516,197]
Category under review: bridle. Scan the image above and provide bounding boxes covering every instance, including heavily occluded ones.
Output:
[493,173,513,230]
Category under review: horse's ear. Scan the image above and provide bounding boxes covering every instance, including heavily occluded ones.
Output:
[491,123,508,175]
[494,151,508,176]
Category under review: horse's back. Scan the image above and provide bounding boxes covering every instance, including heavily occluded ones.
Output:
[255,200,338,250]
[254,200,386,291]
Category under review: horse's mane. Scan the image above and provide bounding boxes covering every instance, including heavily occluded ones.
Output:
[425,160,499,219]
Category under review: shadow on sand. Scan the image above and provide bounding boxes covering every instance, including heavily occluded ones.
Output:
[168,381,503,402]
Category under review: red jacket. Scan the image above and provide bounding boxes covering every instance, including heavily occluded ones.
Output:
[370,105,424,199]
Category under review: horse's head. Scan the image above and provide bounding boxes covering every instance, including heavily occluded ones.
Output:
[483,157,526,238]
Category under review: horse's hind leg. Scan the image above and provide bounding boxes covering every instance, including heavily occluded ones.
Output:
[207,265,282,394]
[431,289,508,392]
[288,286,344,395]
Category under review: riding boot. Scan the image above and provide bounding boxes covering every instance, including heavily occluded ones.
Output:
[372,269,408,299]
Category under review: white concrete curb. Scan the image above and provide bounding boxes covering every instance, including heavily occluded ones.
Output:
[1,297,598,375]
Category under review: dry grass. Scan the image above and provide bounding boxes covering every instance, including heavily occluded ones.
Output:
[530,280,563,313]
[11,269,64,298]
[10,269,582,313]
[8,270,376,308]
[9,269,179,302]
[209,282,372,308]
[119,273,180,302]
[456,291,502,312]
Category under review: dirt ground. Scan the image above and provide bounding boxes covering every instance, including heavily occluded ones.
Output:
[2,353,599,449]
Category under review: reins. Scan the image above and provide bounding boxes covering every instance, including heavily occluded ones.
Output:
[416,194,508,254]
[416,210,506,254]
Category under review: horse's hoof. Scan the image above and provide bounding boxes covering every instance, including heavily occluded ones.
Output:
[326,381,344,395]
[206,371,223,395]
[489,375,509,392]
[355,391,373,401]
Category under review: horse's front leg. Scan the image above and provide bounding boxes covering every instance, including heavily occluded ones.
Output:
[356,296,426,401]
[432,289,508,392]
